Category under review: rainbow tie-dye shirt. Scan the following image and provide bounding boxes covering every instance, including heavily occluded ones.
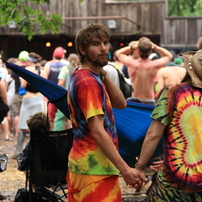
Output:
[68,69,119,176]
[151,82,202,193]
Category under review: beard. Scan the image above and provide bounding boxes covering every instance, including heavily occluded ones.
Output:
[85,51,108,67]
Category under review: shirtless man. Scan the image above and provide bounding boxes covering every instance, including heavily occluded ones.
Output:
[157,66,186,94]
[116,37,172,103]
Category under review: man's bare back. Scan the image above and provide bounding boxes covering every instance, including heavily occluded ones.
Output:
[157,66,186,93]
[127,58,164,100]
[116,37,172,101]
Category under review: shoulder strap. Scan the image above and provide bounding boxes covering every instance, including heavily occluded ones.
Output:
[106,63,122,75]
[35,66,41,75]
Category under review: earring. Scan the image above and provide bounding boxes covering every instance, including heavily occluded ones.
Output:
[189,56,192,70]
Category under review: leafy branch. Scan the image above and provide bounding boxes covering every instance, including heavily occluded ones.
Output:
[0,0,62,40]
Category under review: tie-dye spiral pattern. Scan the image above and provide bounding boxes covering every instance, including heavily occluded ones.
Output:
[68,69,119,176]
[148,83,202,201]
[67,171,122,202]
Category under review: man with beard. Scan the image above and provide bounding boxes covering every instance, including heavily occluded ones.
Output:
[67,23,144,202]
[116,37,172,104]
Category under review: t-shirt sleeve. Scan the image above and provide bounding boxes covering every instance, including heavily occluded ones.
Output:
[58,66,68,80]
[151,87,175,126]
[78,82,104,121]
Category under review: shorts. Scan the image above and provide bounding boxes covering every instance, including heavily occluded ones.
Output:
[9,94,23,116]
[67,170,122,202]
[18,96,45,130]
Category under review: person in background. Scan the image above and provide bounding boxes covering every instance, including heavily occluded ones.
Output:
[13,52,46,158]
[16,111,49,191]
[53,53,79,131]
[67,23,144,202]
[103,45,121,87]
[165,50,178,66]
[156,63,186,95]
[134,50,202,201]
[44,47,70,130]
[103,63,120,87]
[0,73,9,140]
[0,55,9,88]
[112,51,123,71]
[0,56,11,141]
[116,37,172,105]
[10,51,28,139]
[121,41,140,79]
[40,59,47,70]
[174,57,184,66]
[66,53,79,73]
[5,58,17,139]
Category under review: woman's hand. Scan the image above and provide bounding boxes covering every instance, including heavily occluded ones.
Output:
[150,160,163,172]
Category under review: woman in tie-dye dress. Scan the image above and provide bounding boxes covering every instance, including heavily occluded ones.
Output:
[135,50,202,202]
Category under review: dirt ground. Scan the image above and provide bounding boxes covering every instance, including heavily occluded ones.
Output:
[0,132,150,202]
[0,133,30,201]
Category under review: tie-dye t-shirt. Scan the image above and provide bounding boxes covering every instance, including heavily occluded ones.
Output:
[151,82,202,192]
[68,69,119,175]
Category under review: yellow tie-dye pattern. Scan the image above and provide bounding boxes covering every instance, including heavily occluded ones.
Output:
[179,106,202,165]
[151,84,202,192]
[69,148,119,175]
[86,101,104,120]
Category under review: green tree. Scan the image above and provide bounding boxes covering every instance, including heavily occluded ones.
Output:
[0,0,84,40]
[115,0,202,16]
[168,0,202,16]
[0,0,62,40]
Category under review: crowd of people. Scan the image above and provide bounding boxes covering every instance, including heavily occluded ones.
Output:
[1,23,202,201]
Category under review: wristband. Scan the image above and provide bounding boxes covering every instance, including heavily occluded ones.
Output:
[135,162,147,170]
[100,70,107,81]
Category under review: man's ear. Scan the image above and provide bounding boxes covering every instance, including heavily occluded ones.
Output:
[78,46,85,56]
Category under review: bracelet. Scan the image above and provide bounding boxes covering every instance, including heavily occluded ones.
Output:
[135,162,147,170]
[100,70,107,81]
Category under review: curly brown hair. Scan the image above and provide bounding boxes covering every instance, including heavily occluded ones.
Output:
[27,111,49,133]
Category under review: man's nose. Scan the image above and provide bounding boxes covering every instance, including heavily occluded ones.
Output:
[100,43,107,50]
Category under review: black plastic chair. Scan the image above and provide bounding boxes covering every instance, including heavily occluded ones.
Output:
[28,128,73,202]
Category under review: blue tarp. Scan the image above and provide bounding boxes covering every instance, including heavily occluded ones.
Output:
[6,62,162,167]
[113,101,163,167]
[5,62,69,119]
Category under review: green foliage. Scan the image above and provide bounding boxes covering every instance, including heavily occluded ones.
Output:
[0,0,62,40]
[168,0,202,16]
[115,0,202,16]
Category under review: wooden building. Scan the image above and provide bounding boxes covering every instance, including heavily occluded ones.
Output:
[0,0,201,60]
